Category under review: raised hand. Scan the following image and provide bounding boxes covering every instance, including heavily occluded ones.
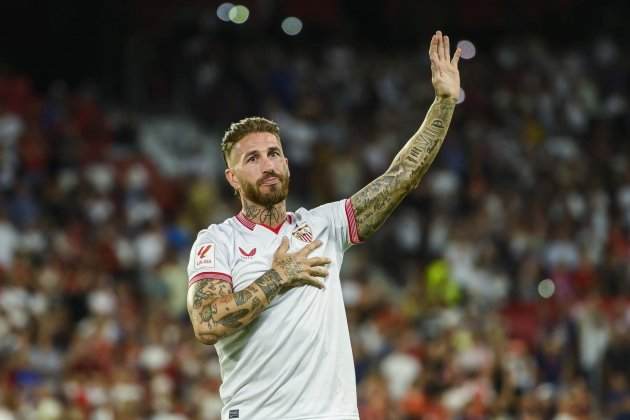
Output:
[271,237,330,290]
[429,30,461,100]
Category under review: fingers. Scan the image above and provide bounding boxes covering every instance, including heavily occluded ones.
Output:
[429,33,438,60]
[302,276,325,290]
[451,47,462,67]
[297,239,322,257]
[275,236,290,256]
[432,30,457,63]
[436,30,444,61]
[444,35,450,60]
[308,266,329,278]
[306,256,332,267]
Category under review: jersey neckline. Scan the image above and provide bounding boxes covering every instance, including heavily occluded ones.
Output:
[234,211,294,234]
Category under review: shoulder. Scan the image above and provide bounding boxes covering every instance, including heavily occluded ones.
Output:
[297,199,348,221]
[194,218,236,245]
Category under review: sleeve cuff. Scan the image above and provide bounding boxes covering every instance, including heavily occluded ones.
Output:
[188,272,233,287]
[344,198,363,245]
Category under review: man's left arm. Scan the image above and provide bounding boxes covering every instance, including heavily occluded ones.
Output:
[351,30,462,241]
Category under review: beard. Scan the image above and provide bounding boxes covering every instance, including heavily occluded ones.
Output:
[240,171,290,207]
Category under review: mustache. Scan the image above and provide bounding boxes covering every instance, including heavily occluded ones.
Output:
[257,172,284,185]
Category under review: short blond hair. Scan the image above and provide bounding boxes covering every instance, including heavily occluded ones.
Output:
[221,117,281,166]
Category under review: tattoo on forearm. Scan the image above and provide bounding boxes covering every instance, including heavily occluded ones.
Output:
[216,309,250,329]
[351,97,456,240]
[254,269,283,303]
[190,273,279,343]
[234,289,253,306]
[251,296,262,313]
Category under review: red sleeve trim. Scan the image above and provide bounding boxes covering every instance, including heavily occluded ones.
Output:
[188,272,233,287]
[344,199,363,245]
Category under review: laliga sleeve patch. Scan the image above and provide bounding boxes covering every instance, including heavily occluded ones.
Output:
[195,243,215,269]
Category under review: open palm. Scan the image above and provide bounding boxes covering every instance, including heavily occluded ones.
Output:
[429,31,461,100]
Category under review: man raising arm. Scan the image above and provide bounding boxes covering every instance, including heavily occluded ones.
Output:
[351,30,462,239]
[185,30,462,420]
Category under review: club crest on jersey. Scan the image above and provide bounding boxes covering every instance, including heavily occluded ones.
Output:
[238,247,256,260]
[195,243,215,268]
[292,223,314,243]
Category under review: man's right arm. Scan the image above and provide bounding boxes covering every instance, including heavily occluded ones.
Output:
[187,237,330,345]
[187,270,284,345]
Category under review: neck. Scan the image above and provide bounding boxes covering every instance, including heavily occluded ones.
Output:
[241,199,287,227]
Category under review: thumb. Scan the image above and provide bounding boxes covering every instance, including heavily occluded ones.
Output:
[451,47,462,67]
[276,236,290,255]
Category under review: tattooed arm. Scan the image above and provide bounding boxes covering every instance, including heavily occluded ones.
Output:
[187,273,283,345]
[187,238,330,345]
[350,30,462,240]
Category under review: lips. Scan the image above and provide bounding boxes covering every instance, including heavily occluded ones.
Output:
[260,176,280,186]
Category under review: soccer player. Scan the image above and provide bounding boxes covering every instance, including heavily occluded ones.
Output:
[187,31,462,420]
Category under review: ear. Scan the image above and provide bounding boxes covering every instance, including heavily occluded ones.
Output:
[225,168,240,192]
[285,157,290,177]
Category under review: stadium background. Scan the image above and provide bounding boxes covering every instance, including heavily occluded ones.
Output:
[1,0,629,418]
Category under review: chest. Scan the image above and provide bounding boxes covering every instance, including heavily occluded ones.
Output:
[230,220,333,292]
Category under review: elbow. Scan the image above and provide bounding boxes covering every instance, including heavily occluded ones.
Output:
[193,327,220,346]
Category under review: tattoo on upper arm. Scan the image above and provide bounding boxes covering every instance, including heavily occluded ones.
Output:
[352,98,455,240]
[191,273,277,342]
[192,279,231,309]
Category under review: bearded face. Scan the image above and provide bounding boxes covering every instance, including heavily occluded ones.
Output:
[239,169,290,207]
[226,132,291,208]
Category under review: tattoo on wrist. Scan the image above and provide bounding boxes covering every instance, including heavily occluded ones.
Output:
[255,269,283,303]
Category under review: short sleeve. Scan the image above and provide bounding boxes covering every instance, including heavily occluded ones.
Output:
[186,226,233,288]
[310,199,362,252]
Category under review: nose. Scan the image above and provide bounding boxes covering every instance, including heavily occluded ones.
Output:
[260,155,275,172]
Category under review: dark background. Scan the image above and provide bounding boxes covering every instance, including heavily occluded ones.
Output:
[2,0,627,95]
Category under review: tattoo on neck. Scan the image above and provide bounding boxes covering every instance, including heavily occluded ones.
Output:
[243,201,285,226]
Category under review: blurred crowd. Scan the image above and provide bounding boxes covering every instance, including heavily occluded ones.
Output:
[1,26,630,420]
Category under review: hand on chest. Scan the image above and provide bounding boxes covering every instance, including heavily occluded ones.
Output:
[232,221,329,290]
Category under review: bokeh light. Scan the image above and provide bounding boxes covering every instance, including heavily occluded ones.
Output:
[457,88,465,104]
[229,5,249,24]
[281,17,303,36]
[216,3,234,22]
[457,40,476,59]
[538,279,555,299]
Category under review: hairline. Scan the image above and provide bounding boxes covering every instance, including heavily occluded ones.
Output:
[224,131,283,168]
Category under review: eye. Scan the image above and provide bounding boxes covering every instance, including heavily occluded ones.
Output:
[246,155,257,163]
[269,150,280,157]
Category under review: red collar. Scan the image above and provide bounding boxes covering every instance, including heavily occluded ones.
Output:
[235,212,293,234]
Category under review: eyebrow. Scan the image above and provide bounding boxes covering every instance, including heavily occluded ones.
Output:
[242,147,282,161]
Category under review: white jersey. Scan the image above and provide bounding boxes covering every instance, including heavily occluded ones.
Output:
[187,199,362,420]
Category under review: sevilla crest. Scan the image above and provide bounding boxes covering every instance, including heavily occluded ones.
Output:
[292,223,314,243]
